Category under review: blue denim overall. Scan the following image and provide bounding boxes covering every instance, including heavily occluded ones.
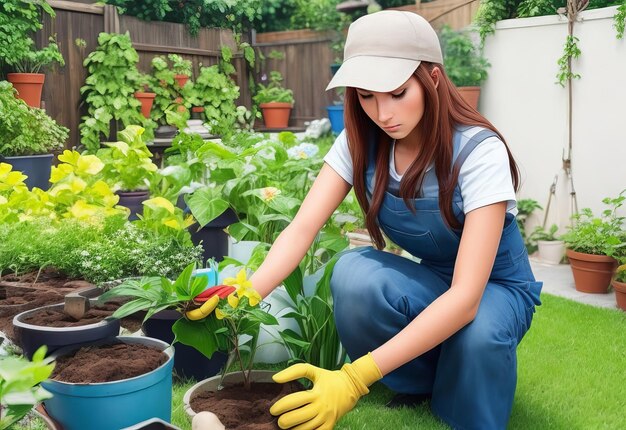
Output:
[331,127,543,430]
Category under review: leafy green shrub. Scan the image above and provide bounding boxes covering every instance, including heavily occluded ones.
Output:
[516,198,542,254]
[0,0,64,75]
[0,81,68,156]
[96,125,158,192]
[439,25,490,87]
[182,65,240,135]
[80,32,153,152]
[562,190,625,255]
[0,216,202,283]
[168,54,192,77]
[530,223,561,242]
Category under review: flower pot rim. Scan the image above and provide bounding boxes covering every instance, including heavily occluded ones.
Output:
[44,336,174,387]
[134,91,156,98]
[6,73,46,83]
[611,279,626,292]
[13,301,117,333]
[565,248,617,263]
[183,370,277,418]
[259,102,293,108]
[3,153,54,160]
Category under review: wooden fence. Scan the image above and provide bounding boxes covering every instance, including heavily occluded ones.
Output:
[393,0,481,30]
[38,1,247,149]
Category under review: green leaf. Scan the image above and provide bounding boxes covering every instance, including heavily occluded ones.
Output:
[186,188,230,227]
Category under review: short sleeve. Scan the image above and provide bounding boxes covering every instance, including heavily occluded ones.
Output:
[323,130,354,185]
[458,136,517,215]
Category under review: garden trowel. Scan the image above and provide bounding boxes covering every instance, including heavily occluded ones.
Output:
[63,285,103,320]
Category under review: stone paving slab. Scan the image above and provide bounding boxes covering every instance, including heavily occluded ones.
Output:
[529,258,618,310]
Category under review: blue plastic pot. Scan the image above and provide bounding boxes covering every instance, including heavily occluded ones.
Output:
[326,105,344,134]
[42,336,174,430]
[2,154,53,190]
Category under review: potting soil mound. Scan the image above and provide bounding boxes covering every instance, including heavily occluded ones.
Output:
[190,381,304,430]
[0,270,93,341]
[21,302,121,327]
[51,343,167,383]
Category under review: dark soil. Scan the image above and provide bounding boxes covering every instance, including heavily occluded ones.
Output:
[23,302,141,331]
[0,271,142,342]
[190,380,304,430]
[51,342,167,383]
[0,270,92,341]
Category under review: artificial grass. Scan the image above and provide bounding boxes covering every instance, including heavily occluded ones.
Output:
[172,293,625,429]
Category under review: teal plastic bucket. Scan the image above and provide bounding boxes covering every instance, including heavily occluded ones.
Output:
[326,105,344,134]
[42,336,174,430]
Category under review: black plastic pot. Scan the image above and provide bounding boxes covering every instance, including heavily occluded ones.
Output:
[2,154,53,190]
[189,207,238,263]
[154,125,177,139]
[142,309,227,381]
[12,302,121,359]
[117,190,150,221]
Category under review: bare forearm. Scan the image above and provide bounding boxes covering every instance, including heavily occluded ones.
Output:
[372,286,478,375]
[249,222,317,298]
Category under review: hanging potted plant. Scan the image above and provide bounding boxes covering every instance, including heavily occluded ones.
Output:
[96,125,158,220]
[530,224,565,265]
[438,24,490,110]
[0,0,65,108]
[253,71,295,129]
[0,82,68,190]
[562,190,625,294]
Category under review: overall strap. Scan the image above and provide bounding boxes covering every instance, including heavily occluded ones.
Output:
[452,128,499,171]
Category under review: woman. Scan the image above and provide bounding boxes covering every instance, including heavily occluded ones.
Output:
[250,11,542,430]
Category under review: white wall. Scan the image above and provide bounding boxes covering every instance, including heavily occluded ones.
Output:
[480,6,626,231]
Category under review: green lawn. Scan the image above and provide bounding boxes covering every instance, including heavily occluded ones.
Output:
[172,294,625,430]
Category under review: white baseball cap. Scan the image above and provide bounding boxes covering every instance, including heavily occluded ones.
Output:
[326,11,443,92]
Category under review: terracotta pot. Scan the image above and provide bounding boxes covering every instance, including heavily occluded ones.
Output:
[174,74,189,87]
[134,91,156,118]
[457,86,480,110]
[566,249,617,294]
[611,279,626,311]
[260,102,292,129]
[7,73,45,108]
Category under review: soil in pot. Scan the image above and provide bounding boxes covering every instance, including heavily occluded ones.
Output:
[0,270,95,341]
[51,342,167,383]
[190,381,303,430]
[20,300,142,332]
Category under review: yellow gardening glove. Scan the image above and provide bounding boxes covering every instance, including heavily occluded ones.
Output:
[270,353,382,430]
[185,295,219,321]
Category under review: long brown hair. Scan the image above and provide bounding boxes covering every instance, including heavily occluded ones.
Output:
[345,62,520,250]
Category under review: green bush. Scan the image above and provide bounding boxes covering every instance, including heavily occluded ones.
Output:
[0,81,68,156]
[253,71,294,104]
[439,25,490,87]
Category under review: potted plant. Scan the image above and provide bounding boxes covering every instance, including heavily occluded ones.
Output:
[607,230,626,311]
[0,345,55,429]
[253,71,295,129]
[0,81,68,190]
[562,190,625,294]
[98,262,233,381]
[438,24,490,110]
[41,335,174,430]
[0,0,64,108]
[135,73,156,119]
[96,125,158,220]
[530,224,565,265]
[181,269,296,429]
[168,54,192,88]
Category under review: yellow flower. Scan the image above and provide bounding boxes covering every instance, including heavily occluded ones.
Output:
[215,308,226,320]
[260,187,280,202]
[224,269,262,307]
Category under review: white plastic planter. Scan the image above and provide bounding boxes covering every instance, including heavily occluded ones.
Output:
[537,240,565,265]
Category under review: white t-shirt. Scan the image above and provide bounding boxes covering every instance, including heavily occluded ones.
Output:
[323,127,517,215]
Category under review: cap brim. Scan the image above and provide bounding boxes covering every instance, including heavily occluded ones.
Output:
[326,56,420,92]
